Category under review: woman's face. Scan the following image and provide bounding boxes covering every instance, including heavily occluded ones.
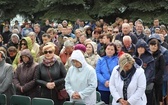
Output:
[22,55,29,63]
[149,44,158,53]
[123,63,133,71]
[44,48,54,59]
[21,41,27,50]
[116,45,122,52]
[105,45,115,57]
[72,60,82,68]
[86,44,93,55]
[137,47,145,55]
[8,50,17,57]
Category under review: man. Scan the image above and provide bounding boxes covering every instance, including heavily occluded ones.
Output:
[135,22,148,42]
[150,18,160,34]
[33,24,45,45]
[21,23,33,37]
[122,36,136,56]
[2,25,12,45]
[115,23,138,44]
[41,19,51,32]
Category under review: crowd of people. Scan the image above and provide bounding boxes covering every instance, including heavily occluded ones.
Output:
[0,17,168,105]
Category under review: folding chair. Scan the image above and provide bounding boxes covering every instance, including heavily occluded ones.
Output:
[32,97,54,105]
[0,94,6,105]
[96,91,101,102]
[10,95,31,105]
[63,101,86,105]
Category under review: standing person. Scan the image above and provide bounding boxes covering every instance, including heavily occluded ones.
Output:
[36,44,67,105]
[96,43,119,104]
[2,25,12,45]
[109,53,147,105]
[148,38,165,105]
[65,50,97,105]
[0,51,15,105]
[13,49,38,98]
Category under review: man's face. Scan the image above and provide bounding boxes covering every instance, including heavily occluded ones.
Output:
[136,23,144,34]
[154,19,159,26]
[34,26,40,33]
[42,37,51,44]
[122,25,130,35]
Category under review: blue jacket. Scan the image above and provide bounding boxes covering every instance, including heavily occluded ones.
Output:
[96,55,118,91]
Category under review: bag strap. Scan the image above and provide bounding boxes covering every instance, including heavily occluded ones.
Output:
[105,59,111,75]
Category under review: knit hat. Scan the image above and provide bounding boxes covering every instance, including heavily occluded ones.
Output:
[74,44,86,53]
[11,33,19,40]
[119,53,135,71]
[0,51,6,59]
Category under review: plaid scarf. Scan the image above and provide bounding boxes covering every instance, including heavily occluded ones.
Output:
[43,57,56,67]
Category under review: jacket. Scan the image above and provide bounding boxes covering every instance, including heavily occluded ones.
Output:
[109,59,147,105]
[96,55,118,91]
[13,49,38,98]
[65,50,97,105]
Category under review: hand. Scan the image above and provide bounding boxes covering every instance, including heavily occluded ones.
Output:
[46,82,55,89]
[72,92,81,99]
[122,100,130,105]
[118,98,125,105]
[20,87,23,93]
[104,81,109,87]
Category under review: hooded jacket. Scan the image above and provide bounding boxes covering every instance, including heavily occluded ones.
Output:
[65,50,97,105]
[13,49,38,98]
[109,57,147,105]
[135,39,155,85]
[84,42,100,68]
[12,37,36,70]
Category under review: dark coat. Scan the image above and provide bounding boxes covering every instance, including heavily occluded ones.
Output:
[135,32,149,42]
[36,31,45,45]
[2,31,12,44]
[13,49,38,98]
[115,32,138,44]
[122,43,136,56]
[36,59,67,105]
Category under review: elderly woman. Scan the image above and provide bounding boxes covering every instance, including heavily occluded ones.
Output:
[36,44,67,105]
[84,41,100,68]
[114,40,124,57]
[0,51,15,105]
[65,50,97,105]
[13,49,38,98]
[96,43,119,104]
[109,53,147,105]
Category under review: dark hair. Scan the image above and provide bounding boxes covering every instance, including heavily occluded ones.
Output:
[103,33,112,42]
[149,38,160,49]
[42,33,51,38]
[105,43,118,55]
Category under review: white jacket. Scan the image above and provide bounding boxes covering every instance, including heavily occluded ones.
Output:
[109,65,147,105]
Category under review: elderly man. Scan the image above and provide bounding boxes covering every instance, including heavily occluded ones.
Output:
[122,36,135,56]
[115,23,138,44]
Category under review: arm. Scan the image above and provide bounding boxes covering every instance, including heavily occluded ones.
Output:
[127,69,146,105]
[145,61,155,85]
[109,66,122,103]
[13,65,22,91]
[78,69,97,99]
[96,58,106,85]
[0,65,13,93]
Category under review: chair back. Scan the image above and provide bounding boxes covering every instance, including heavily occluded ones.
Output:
[10,95,31,105]
[96,91,101,102]
[0,94,6,105]
[32,98,54,105]
[63,101,86,105]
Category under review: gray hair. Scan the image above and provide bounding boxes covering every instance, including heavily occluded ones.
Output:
[114,40,123,47]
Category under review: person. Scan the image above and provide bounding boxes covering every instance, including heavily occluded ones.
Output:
[109,53,147,105]
[0,51,15,105]
[36,44,67,105]
[13,49,38,98]
[65,50,97,105]
[84,41,100,69]
[96,43,119,104]
[134,39,155,105]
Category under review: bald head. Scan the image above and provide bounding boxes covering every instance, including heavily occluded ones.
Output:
[122,23,131,35]
[123,36,132,48]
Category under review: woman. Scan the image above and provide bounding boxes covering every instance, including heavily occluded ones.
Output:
[84,41,100,69]
[36,44,67,105]
[148,38,165,105]
[114,40,124,57]
[109,53,147,105]
[0,51,15,105]
[96,43,119,104]
[65,50,97,105]
[134,39,155,105]
[12,37,36,71]
[13,49,38,98]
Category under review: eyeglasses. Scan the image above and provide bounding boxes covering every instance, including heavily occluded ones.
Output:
[44,50,53,54]
[21,43,26,46]
[113,31,119,33]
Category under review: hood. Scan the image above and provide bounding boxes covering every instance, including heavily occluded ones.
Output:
[70,50,87,68]
[20,49,33,64]
[147,33,161,43]
[86,41,97,54]
[135,39,151,56]
[20,37,32,51]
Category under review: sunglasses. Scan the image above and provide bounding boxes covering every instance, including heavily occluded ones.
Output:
[44,50,53,54]
[113,31,119,33]
[108,30,112,32]
[21,43,26,46]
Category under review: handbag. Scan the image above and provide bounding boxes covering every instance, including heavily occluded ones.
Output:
[46,68,68,100]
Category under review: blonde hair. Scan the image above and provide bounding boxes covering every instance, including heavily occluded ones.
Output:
[43,44,55,52]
